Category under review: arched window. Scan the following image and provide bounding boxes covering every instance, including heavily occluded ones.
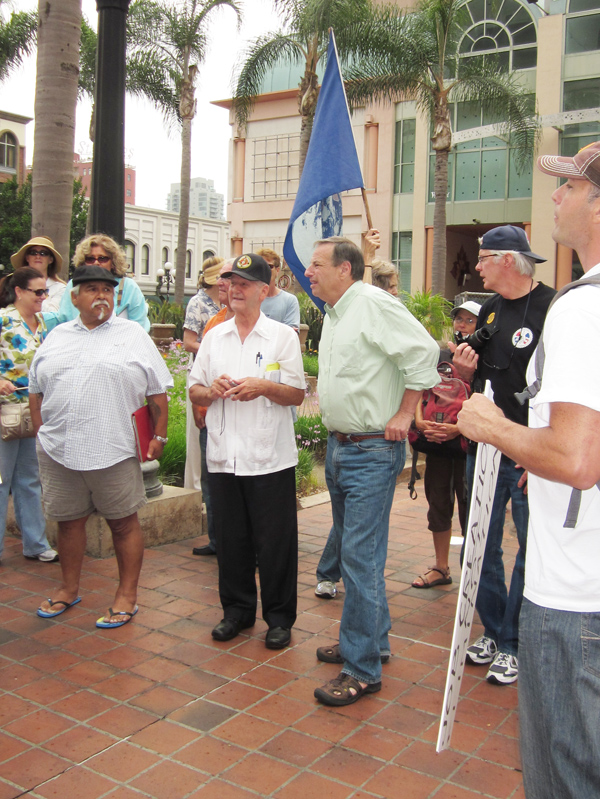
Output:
[0,132,17,170]
[124,240,135,274]
[202,249,215,263]
[186,250,192,279]
[141,245,150,276]
[458,0,537,71]
[162,247,169,267]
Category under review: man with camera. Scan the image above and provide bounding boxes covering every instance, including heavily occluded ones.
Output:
[452,225,555,685]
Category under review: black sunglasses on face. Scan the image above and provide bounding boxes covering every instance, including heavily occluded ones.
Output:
[27,249,52,257]
[84,255,111,265]
[24,287,50,297]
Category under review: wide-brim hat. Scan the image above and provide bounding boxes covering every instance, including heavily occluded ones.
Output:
[72,265,119,287]
[480,225,546,263]
[11,236,63,271]
[201,261,222,285]
[225,254,271,285]
[450,300,482,318]
[538,141,600,189]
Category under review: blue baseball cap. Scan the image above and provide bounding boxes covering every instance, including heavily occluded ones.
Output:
[480,226,546,263]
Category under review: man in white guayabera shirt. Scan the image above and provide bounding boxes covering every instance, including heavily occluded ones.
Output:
[30,265,173,631]
[458,141,600,799]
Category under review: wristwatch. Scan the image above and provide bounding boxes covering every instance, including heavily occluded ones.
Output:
[153,435,168,444]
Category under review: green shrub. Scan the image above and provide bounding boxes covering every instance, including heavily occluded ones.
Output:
[158,341,189,484]
[148,300,186,340]
[298,292,323,352]
[401,290,453,340]
[296,447,316,492]
[302,352,319,377]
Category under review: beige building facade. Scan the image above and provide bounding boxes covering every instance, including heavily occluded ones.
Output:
[217,0,600,297]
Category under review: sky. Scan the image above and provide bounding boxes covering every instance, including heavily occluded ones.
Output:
[3,0,281,210]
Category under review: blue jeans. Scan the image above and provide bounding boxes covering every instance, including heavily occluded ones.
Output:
[519,598,600,798]
[0,437,50,558]
[466,453,528,656]
[316,526,341,583]
[326,434,405,685]
[200,426,215,551]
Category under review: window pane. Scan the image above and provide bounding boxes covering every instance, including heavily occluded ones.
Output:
[512,47,536,69]
[142,245,149,275]
[454,152,480,200]
[570,0,600,12]
[481,149,507,198]
[401,163,414,193]
[512,23,536,45]
[401,119,416,162]
[564,77,600,110]
[508,150,533,197]
[566,14,600,53]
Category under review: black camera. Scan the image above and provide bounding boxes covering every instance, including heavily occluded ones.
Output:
[454,327,493,352]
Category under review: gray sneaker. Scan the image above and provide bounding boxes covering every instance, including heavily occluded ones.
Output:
[315,580,337,599]
[465,635,497,665]
[486,652,518,685]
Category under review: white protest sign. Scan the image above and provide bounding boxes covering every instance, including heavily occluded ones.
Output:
[437,385,502,752]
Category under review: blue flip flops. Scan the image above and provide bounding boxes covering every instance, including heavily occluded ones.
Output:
[96,606,139,629]
[37,597,82,618]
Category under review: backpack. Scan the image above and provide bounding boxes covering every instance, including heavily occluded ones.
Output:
[407,360,471,499]
[515,272,600,528]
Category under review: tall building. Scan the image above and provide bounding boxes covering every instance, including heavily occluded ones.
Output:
[217,0,600,296]
[166,177,224,220]
[73,154,136,205]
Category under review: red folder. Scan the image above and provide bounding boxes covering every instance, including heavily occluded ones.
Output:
[132,405,154,462]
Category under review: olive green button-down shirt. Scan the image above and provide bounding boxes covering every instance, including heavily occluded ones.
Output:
[317,281,440,434]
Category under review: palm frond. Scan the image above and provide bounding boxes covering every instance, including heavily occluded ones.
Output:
[0,7,36,83]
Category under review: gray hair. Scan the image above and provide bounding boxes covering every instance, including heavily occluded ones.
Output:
[477,240,535,278]
[371,259,398,292]
[314,237,364,281]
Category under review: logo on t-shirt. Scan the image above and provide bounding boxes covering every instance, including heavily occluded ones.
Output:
[513,327,534,348]
[487,312,495,324]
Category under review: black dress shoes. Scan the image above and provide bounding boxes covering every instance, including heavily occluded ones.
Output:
[193,545,216,556]
[211,618,254,641]
[265,627,291,649]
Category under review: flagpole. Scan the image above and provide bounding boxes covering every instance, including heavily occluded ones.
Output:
[361,188,373,230]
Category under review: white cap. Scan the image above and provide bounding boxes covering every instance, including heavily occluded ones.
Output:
[450,300,482,318]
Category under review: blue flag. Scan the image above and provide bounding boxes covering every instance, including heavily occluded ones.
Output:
[283,31,364,313]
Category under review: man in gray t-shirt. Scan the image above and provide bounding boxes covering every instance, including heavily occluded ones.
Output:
[256,248,300,330]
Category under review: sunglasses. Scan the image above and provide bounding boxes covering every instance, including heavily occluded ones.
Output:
[27,249,52,257]
[84,255,111,265]
[24,287,50,297]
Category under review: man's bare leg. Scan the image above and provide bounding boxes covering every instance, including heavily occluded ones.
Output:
[100,512,144,623]
[38,516,89,612]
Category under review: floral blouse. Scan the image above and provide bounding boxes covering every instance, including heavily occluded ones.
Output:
[0,305,47,404]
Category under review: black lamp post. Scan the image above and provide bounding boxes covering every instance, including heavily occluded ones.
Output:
[89,0,131,244]
[156,261,174,300]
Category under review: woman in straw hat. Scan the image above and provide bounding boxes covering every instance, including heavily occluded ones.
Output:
[11,237,67,314]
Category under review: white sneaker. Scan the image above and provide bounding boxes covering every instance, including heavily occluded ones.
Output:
[315,580,337,599]
[486,652,518,685]
[465,635,497,665]
[35,549,59,563]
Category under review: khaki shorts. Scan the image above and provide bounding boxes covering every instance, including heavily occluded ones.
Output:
[36,444,147,521]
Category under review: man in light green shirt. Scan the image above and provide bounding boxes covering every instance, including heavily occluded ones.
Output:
[306,237,439,707]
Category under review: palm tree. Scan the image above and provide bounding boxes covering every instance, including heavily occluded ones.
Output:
[78,15,179,143]
[127,0,241,305]
[232,0,377,174]
[342,0,540,294]
[0,2,37,83]
[31,0,81,278]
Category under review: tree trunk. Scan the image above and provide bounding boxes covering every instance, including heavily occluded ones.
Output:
[430,95,452,296]
[431,148,449,296]
[174,63,196,305]
[32,0,81,280]
[297,66,319,175]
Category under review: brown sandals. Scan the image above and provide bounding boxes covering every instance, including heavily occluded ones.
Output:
[411,566,452,589]
[314,672,382,706]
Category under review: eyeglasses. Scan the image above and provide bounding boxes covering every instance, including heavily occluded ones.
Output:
[27,249,52,257]
[477,253,502,264]
[84,255,111,265]
[24,287,50,297]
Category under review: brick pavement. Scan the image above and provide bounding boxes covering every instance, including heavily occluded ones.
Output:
[0,481,522,799]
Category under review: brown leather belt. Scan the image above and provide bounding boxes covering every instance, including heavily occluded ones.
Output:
[331,432,386,443]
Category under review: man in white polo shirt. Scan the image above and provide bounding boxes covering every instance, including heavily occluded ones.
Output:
[189,253,305,650]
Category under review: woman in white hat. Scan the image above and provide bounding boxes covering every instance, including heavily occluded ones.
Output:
[11,237,67,314]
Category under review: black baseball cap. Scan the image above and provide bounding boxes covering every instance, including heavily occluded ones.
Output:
[72,265,119,287]
[480,226,546,263]
[225,254,271,285]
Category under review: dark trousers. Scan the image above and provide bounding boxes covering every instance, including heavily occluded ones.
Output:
[209,467,298,630]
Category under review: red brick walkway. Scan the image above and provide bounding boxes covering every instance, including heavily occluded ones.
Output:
[0,481,522,799]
